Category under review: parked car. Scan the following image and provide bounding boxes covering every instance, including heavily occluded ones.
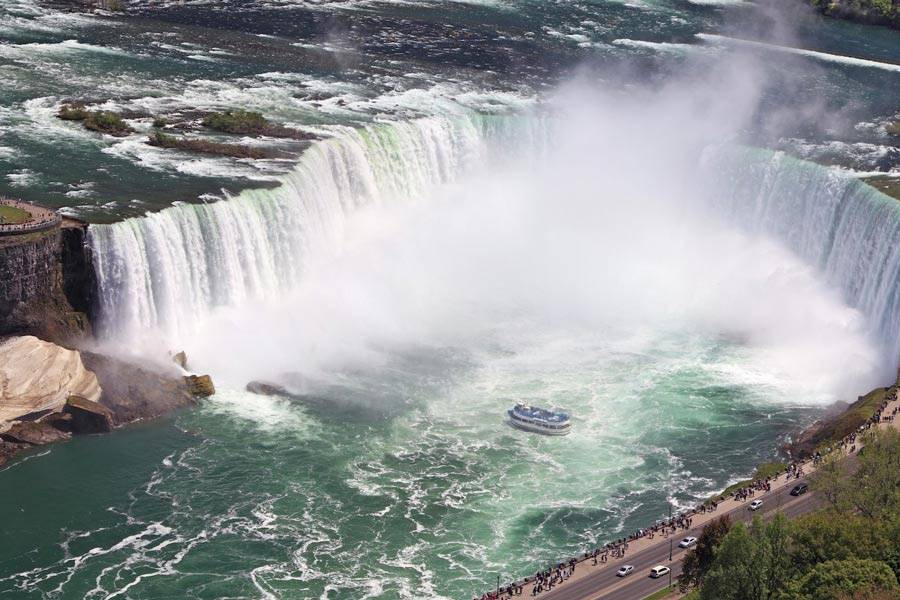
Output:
[650,566,671,579]
[749,499,763,511]
[616,565,634,577]
[678,536,697,549]
[790,483,808,496]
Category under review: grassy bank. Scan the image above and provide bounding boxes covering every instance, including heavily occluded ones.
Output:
[709,462,787,503]
[789,386,890,458]
[0,205,31,225]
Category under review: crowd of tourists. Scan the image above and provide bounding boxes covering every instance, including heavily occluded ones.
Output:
[0,197,59,232]
[476,387,900,600]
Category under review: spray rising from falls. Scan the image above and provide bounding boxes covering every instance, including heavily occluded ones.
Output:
[90,113,900,372]
[701,147,900,366]
[89,115,548,343]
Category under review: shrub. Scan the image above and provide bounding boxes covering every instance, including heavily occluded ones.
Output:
[791,559,898,600]
[58,104,90,121]
[202,110,269,134]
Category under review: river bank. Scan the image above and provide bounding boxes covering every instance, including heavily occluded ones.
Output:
[0,201,215,466]
[476,374,900,600]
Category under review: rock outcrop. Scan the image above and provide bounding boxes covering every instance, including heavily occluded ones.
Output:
[0,337,200,465]
[0,219,94,343]
[80,351,197,424]
[172,351,188,370]
[246,380,289,396]
[0,336,101,423]
[1,421,70,445]
[64,395,114,433]
[808,0,899,29]
[185,375,216,398]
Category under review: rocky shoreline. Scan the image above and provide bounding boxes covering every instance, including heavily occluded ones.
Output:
[0,203,216,467]
[785,374,898,458]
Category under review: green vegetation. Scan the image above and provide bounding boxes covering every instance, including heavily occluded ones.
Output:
[201,109,313,139]
[57,104,133,137]
[152,117,167,128]
[809,0,900,28]
[864,176,900,203]
[148,131,278,159]
[680,428,900,600]
[0,205,31,225]
[680,515,733,592]
[202,110,269,134]
[790,387,890,458]
[57,104,91,121]
[712,463,788,502]
[642,585,676,600]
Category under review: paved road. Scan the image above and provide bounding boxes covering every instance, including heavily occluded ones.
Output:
[540,483,825,600]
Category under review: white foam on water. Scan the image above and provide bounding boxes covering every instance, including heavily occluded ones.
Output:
[698,33,900,73]
[612,38,700,53]
[202,388,319,437]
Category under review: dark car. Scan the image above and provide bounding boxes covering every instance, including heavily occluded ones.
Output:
[790,483,808,496]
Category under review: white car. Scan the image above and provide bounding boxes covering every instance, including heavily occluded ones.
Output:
[749,499,763,511]
[650,566,671,579]
[678,537,697,549]
[616,565,634,577]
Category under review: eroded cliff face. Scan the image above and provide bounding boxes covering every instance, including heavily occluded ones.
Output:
[0,221,94,343]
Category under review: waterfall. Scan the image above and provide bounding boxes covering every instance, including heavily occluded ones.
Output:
[89,114,547,342]
[90,115,900,367]
[701,146,900,366]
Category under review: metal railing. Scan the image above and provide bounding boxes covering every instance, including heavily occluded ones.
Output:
[0,197,61,236]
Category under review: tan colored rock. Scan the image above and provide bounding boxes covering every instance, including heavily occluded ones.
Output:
[0,336,101,424]
[185,374,215,398]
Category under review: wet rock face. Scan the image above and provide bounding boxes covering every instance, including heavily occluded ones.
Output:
[1,421,70,446]
[64,395,114,434]
[80,351,196,424]
[0,223,94,343]
[60,223,95,318]
[185,375,216,398]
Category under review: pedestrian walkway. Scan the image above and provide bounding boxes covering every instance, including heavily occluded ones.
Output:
[0,197,60,236]
[475,386,900,600]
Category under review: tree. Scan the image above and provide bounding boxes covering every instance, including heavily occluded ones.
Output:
[816,429,900,521]
[791,511,890,574]
[790,559,898,600]
[758,513,794,600]
[849,429,900,520]
[700,522,761,600]
[699,515,796,600]
[680,515,732,591]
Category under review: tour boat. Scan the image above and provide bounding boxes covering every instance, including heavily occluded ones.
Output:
[507,403,572,436]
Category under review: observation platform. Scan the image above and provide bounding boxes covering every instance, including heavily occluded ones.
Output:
[0,198,61,237]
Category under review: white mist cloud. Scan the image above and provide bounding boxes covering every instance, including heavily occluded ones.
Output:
[179,62,888,405]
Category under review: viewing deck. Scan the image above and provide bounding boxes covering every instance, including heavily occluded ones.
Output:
[0,198,61,237]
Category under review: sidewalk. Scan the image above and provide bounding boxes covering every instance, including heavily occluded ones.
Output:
[479,387,900,600]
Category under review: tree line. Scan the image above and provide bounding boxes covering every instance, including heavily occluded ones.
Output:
[679,428,900,600]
